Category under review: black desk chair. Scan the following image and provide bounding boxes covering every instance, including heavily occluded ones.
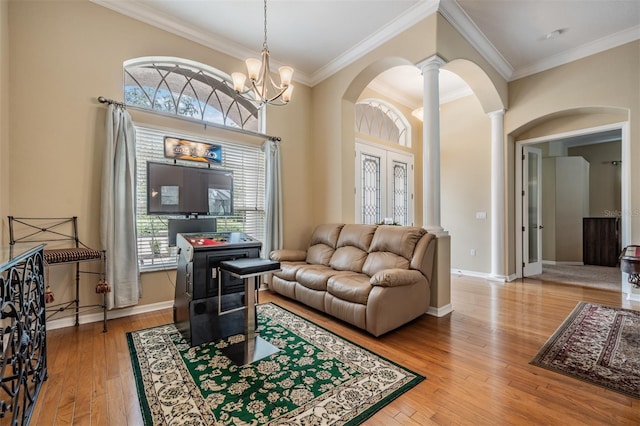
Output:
[8,216,109,332]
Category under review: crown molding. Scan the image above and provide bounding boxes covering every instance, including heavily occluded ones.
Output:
[309,0,440,86]
[438,0,514,80]
[90,0,314,86]
[510,25,640,80]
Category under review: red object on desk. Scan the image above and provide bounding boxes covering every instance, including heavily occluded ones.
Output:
[187,238,227,246]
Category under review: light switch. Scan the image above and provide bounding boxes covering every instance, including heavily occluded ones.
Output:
[475,211,487,220]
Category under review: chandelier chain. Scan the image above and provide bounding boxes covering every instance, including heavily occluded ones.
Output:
[263,0,268,50]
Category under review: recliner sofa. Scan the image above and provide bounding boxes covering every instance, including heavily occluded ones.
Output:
[269,224,436,336]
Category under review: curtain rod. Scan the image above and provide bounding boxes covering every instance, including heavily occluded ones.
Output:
[97,96,126,108]
[96,96,281,142]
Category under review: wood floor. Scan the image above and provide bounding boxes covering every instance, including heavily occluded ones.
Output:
[30,275,640,425]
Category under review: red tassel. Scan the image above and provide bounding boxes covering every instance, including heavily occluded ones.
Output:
[95,280,111,294]
[45,286,54,303]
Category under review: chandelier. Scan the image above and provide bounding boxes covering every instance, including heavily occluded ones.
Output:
[231,0,294,107]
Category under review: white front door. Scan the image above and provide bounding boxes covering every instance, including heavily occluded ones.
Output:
[523,146,543,276]
[355,142,414,225]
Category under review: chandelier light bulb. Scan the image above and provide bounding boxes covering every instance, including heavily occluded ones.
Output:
[278,66,294,87]
[245,58,262,82]
[282,85,294,103]
[231,72,246,92]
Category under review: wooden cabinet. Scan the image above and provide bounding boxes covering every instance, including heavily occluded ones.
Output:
[583,217,620,266]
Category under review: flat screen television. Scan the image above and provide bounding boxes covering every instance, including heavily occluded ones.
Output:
[147,162,233,216]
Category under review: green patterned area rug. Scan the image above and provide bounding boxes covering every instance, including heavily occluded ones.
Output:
[127,303,424,425]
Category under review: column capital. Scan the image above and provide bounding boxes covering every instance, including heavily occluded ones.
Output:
[488,109,505,119]
[417,55,446,73]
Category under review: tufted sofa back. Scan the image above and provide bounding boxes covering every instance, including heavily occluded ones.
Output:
[330,224,377,273]
[305,224,343,265]
[305,224,435,283]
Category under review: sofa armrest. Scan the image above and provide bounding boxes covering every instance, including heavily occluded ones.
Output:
[270,249,307,262]
[370,269,426,287]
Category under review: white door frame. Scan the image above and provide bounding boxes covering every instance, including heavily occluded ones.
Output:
[515,122,631,287]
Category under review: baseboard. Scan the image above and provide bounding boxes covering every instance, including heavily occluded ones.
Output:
[451,268,509,281]
[46,300,174,331]
[506,273,518,282]
[626,292,640,302]
[542,260,584,266]
[427,303,453,317]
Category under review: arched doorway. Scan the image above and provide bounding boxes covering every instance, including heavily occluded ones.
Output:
[512,108,631,295]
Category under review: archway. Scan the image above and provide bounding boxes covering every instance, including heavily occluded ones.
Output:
[340,55,506,314]
[511,107,631,295]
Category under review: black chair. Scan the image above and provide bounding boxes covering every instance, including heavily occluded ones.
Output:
[8,216,109,332]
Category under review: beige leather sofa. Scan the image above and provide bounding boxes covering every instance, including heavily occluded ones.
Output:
[269,224,436,336]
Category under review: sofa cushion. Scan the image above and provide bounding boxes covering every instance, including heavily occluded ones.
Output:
[336,224,377,251]
[275,261,306,281]
[306,224,344,265]
[329,246,368,272]
[326,273,372,305]
[362,252,410,277]
[296,265,349,291]
[368,225,426,260]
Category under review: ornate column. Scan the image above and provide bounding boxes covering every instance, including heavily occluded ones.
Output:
[418,55,446,234]
[489,109,505,280]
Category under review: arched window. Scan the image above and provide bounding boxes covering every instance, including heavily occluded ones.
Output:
[355,99,410,147]
[123,57,266,271]
[124,57,261,132]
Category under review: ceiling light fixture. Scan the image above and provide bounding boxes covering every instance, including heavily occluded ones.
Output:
[230,0,294,108]
[544,28,567,40]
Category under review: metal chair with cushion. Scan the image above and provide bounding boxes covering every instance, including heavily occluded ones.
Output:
[8,216,109,332]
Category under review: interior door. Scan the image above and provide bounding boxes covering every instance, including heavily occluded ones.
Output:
[523,146,543,276]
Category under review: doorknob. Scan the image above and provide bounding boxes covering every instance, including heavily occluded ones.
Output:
[539,225,544,229]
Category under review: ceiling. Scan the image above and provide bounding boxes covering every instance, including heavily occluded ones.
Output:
[93,0,640,109]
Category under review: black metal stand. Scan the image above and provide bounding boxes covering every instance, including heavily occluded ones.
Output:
[218,258,281,366]
[0,244,48,425]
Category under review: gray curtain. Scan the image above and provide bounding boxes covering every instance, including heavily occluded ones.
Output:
[101,104,140,309]
[262,138,283,259]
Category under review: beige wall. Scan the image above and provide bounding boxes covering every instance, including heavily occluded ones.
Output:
[436,14,507,112]
[0,0,8,244]
[7,1,312,311]
[506,41,640,277]
[440,94,492,273]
